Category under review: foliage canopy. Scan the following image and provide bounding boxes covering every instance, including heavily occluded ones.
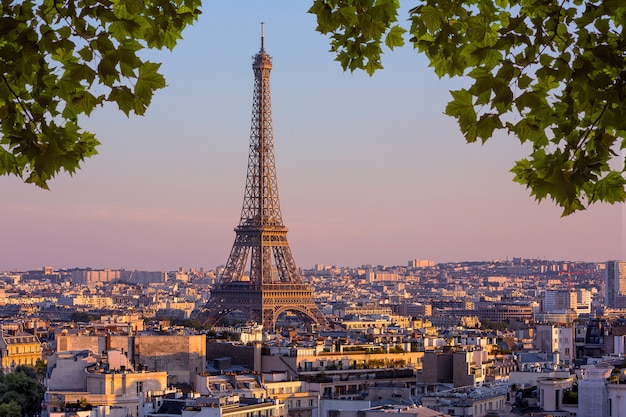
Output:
[0,365,45,417]
[309,0,626,215]
[0,0,201,188]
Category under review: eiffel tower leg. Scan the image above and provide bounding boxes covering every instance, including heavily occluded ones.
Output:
[263,308,275,332]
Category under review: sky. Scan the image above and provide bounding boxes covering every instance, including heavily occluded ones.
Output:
[1,1,625,272]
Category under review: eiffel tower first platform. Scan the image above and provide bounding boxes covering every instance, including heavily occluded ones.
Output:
[194,28,328,331]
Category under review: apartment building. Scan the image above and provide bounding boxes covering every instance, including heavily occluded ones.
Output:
[534,324,574,364]
[0,330,42,373]
[44,350,168,417]
[56,333,206,384]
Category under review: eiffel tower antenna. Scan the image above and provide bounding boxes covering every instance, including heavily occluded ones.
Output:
[195,29,328,331]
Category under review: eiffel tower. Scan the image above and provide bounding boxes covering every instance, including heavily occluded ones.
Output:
[196,27,328,331]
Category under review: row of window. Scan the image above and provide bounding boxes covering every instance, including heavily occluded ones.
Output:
[5,337,37,344]
[2,356,37,369]
[5,345,40,354]
[233,409,274,417]
[267,386,302,394]
[287,399,315,408]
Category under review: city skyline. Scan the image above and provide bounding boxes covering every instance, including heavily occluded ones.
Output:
[1,1,624,272]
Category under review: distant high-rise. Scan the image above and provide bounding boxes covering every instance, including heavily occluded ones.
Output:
[408,259,434,268]
[605,260,626,308]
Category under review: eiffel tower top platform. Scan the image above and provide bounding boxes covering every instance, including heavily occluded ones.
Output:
[194,26,328,331]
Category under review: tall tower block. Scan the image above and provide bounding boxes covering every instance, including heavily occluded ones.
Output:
[196,28,328,331]
[606,260,626,308]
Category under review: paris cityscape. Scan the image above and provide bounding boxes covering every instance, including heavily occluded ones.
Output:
[2,4,626,417]
[2,257,626,417]
[1,32,626,417]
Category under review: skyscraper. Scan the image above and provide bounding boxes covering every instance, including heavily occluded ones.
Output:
[605,260,626,308]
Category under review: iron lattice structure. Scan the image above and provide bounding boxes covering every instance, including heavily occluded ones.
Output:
[197,33,328,331]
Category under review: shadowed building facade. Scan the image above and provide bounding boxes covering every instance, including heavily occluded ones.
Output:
[606,260,626,308]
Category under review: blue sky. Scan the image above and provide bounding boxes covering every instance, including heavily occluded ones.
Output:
[1,1,624,271]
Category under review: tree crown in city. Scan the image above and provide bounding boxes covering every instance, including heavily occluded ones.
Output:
[0,0,200,188]
[309,0,626,215]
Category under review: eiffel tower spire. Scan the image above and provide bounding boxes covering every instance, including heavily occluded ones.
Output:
[196,27,328,331]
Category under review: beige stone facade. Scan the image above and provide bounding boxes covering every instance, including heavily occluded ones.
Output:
[0,331,42,373]
[56,333,206,384]
[44,349,168,416]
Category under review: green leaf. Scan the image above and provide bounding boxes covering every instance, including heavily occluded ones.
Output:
[109,86,135,116]
[135,61,166,102]
[470,47,503,68]
[445,89,477,141]
[365,58,383,75]
[97,55,120,85]
[77,46,94,62]
[337,6,358,26]
[591,171,626,203]
[420,5,443,32]
[0,147,22,176]
[492,81,513,112]
[476,113,503,142]
[385,25,406,49]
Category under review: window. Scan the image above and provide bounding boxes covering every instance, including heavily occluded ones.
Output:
[136,381,143,394]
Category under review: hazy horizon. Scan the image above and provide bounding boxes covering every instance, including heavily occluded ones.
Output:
[0,256,617,274]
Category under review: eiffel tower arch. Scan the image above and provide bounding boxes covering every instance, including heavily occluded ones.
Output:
[194,28,328,331]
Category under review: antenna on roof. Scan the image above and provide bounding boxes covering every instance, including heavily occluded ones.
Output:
[261,21,265,51]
